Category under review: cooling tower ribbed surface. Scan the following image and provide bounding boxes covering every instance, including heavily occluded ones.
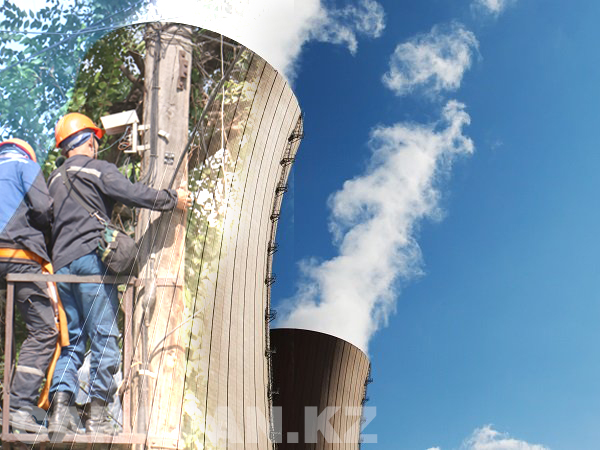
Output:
[182,51,303,449]
[270,328,371,449]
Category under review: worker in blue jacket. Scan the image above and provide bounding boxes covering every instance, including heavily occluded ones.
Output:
[0,139,57,435]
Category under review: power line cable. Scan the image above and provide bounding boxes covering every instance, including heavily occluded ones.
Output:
[167,43,245,189]
[0,24,132,36]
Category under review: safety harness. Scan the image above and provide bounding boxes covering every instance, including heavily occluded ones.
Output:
[0,248,69,410]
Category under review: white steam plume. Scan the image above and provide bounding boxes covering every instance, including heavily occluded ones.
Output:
[143,0,385,80]
[383,23,478,97]
[278,100,474,352]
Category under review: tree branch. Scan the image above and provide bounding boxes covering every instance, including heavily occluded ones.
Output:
[119,60,139,84]
[128,50,144,76]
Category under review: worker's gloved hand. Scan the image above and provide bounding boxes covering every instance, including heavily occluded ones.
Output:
[98,227,118,254]
[176,185,192,210]
[104,226,119,244]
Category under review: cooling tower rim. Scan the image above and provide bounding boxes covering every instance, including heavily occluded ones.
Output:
[271,327,370,360]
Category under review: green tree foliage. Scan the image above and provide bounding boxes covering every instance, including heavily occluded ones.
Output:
[0,0,145,164]
[70,26,145,117]
[66,24,146,168]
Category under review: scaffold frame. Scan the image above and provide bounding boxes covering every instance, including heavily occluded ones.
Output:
[1,272,147,449]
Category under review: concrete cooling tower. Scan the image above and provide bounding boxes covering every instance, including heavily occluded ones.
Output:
[178,36,303,450]
[270,328,372,449]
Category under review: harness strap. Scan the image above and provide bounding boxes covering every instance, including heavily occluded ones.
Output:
[0,247,70,410]
[0,248,44,265]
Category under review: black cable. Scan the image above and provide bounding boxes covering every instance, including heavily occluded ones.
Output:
[138,24,161,185]
[193,32,239,48]
[148,304,202,361]
[98,126,132,156]
[167,43,246,189]
[0,23,133,37]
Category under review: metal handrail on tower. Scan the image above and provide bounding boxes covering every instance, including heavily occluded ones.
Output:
[264,113,304,450]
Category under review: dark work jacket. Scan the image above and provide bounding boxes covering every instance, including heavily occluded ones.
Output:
[0,151,53,261]
[47,154,177,271]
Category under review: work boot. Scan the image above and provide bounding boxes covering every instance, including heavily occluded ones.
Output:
[85,398,118,435]
[48,392,78,442]
[9,408,48,435]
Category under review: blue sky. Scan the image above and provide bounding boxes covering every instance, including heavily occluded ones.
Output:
[268,0,600,448]
[5,0,600,448]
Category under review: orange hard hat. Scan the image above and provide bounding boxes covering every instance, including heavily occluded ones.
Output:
[55,112,105,149]
[0,138,37,162]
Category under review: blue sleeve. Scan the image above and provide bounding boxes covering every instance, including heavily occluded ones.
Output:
[20,161,53,230]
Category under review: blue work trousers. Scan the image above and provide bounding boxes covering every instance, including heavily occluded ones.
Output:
[50,252,121,404]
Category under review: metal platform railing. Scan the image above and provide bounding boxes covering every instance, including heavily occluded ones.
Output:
[1,272,146,449]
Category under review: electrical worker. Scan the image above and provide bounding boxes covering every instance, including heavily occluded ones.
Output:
[46,112,191,438]
[0,139,57,434]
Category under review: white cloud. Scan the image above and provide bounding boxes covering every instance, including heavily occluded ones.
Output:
[278,100,473,352]
[382,23,478,98]
[473,0,515,16]
[143,0,385,80]
[461,425,550,450]
[308,0,386,54]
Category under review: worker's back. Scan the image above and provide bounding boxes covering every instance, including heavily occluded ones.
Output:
[47,153,177,271]
[0,147,52,260]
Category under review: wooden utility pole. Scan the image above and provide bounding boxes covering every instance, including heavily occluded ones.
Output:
[133,23,193,450]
